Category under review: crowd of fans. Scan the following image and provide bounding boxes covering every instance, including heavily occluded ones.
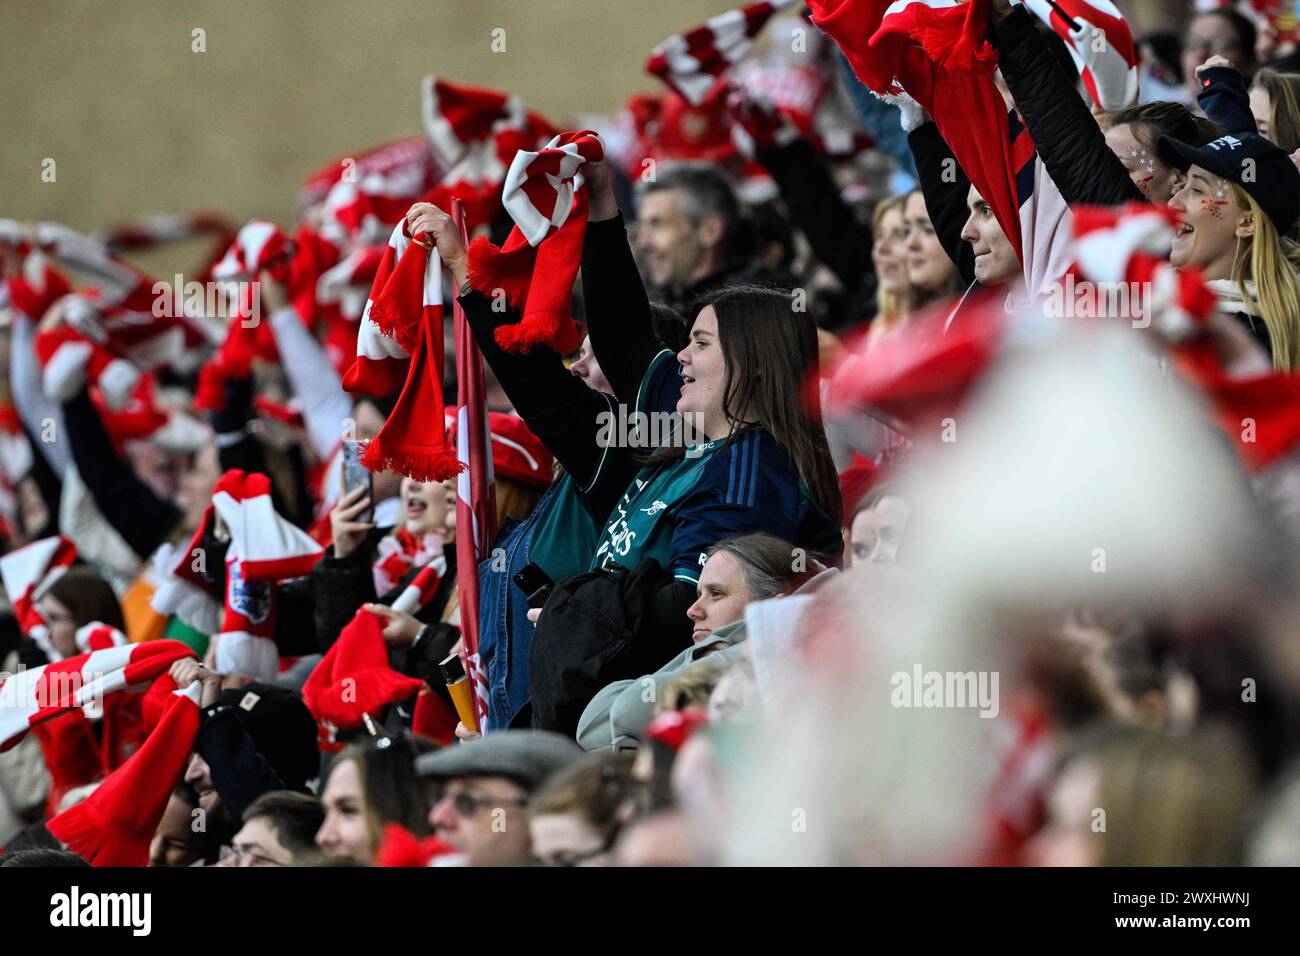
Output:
[3,0,1300,868]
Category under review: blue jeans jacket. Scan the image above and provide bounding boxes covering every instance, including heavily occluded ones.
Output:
[476,480,560,730]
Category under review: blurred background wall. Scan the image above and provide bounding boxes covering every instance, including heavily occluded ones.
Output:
[0,0,1189,256]
[0,0,734,237]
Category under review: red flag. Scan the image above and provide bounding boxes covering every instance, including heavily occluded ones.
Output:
[452,200,498,732]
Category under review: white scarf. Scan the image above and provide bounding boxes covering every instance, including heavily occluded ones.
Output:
[1206,278,1262,317]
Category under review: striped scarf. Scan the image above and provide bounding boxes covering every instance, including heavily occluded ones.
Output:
[373,527,446,597]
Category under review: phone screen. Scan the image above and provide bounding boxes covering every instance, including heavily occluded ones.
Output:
[342,441,375,523]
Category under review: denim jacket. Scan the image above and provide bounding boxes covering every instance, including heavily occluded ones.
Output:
[476,478,562,731]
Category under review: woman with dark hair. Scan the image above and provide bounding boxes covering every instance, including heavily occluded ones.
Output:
[37,566,125,660]
[407,170,842,669]
[315,734,434,865]
[1104,102,1221,204]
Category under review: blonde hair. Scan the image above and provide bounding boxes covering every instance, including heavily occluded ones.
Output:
[871,194,914,330]
[1230,186,1300,370]
[495,477,543,525]
[652,658,729,717]
[1078,724,1257,866]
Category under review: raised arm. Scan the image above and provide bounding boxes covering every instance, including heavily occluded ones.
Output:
[990,3,1144,207]
[405,202,629,498]
[61,389,182,560]
[582,159,669,409]
[261,274,353,463]
[1196,60,1257,136]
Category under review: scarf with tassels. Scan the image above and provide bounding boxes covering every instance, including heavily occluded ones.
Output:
[465,131,603,355]
[342,222,463,483]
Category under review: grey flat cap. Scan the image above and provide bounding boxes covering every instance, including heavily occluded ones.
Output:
[414,730,583,792]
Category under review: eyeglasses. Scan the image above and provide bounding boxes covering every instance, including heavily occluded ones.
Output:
[433,788,528,817]
[531,834,618,868]
[218,845,284,867]
[1184,35,1241,56]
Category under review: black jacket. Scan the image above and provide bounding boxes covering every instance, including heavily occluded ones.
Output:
[194,705,289,828]
[528,557,671,736]
[61,390,182,562]
[990,6,1144,208]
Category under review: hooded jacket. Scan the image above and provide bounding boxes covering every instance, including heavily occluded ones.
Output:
[577,568,839,750]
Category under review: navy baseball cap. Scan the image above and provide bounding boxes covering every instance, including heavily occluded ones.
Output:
[1157,131,1300,233]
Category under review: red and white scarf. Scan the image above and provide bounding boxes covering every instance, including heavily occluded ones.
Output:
[319,154,439,247]
[1019,0,1138,112]
[0,639,195,751]
[168,470,323,681]
[193,220,296,412]
[212,218,295,282]
[300,134,437,218]
[0,535,77,654]
[342,222,462,482]
[34,324,140,410]
[465,131,602,355]
[373,527,446,597]
[646,0,802,105]
[1068,203,1300,472]
[46,677,203,867]
[1065,203,1216,341]
[15,221,217,372]
[3,247,71,323]
[94,210,237,284]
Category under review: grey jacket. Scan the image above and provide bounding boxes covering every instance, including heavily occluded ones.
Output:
[576,568,839,750]
[576,619,748,751]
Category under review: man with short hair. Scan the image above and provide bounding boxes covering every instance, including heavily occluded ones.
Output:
[635,162,781,315]
[416,731,582,867]
[959,185,1021,289]
[220,790,324,867]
